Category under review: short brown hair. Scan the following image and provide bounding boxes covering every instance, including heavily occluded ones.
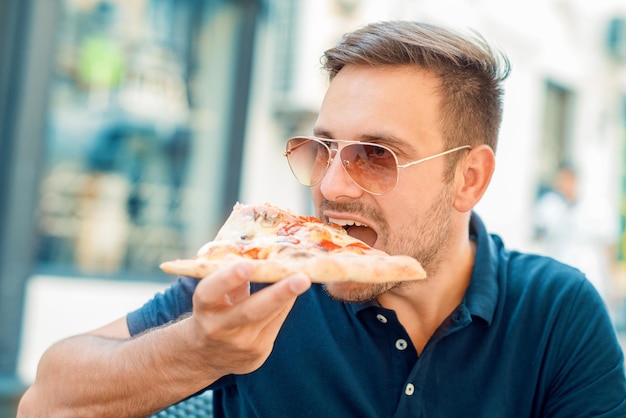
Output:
[322,21,510,157]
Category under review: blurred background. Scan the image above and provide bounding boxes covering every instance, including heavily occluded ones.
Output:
[1,0,626,414]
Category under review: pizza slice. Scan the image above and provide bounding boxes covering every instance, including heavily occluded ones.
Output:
[159,202,426,283]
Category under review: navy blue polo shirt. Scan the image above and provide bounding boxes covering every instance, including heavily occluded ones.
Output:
[128,213,626,417]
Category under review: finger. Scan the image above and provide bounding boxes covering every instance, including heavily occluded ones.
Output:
[232,298,298,372]
[223,273,311,329]
[255,295,299,343]
[224,280,251,306]
[248,273,313,349]
[193,261,255,308]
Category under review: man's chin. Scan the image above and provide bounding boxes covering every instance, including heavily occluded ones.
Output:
[323,281,395,304]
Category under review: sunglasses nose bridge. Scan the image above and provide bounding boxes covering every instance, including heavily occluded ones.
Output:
[334,143,373,191]
[332,144,354,175]
[315,143,355,189]
[320,145,337,176]
[325,146,348,177]
[328,146,338,162]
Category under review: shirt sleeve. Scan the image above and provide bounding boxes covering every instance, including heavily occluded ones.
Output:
[126,276,199,336]
[542,278,626,417]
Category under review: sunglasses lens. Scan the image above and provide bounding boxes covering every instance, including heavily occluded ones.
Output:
[286,137,330,186]
[286,138,400,194]
[340,144,398,194]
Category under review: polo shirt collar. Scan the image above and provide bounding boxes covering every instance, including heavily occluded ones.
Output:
[347,299,378,315]
[346,212,499,325]
[464,212,499,325]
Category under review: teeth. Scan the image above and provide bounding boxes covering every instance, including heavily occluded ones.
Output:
[328,217,367,227]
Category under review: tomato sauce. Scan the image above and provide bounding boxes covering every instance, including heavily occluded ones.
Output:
[277,222,304,236]
[243,247,261,259]
[316,239,341,251]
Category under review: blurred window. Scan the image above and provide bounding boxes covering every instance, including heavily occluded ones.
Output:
[537,81,576,189]
[619,95,626,262]
[35,0,248,280]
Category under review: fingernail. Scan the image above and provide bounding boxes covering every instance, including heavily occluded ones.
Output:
[235,261,253,276]
[289,274,311,294]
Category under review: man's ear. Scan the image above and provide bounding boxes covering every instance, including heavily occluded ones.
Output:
[453,145,495,212]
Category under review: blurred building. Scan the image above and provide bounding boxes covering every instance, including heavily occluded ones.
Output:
[1,0,625,415]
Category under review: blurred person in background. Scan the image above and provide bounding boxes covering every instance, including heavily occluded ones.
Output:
[534,163,615,302]
[18,20,626,417]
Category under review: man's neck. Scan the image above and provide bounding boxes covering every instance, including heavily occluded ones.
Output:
[377,239,476,354]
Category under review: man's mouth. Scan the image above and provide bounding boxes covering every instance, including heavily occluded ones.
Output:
[328,217,378,247]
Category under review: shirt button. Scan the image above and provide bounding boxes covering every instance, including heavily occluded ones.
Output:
[395,339,408,350]
[376,314,388,323]
[405,383,415,396]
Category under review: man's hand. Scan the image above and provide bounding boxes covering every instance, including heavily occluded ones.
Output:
[186,261,311,376]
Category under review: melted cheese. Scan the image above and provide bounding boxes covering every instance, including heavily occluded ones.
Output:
[196,202,374,259]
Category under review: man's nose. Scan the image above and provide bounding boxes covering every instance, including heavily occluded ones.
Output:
[318,149,363,199]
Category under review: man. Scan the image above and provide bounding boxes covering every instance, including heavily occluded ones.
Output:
[534,164,613,300]
[18,21,626,417]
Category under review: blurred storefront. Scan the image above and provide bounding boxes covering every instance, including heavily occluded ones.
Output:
[0,0,265,414]
[37,0,258,279]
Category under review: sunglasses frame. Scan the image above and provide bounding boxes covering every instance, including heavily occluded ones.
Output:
[284,136,472,195]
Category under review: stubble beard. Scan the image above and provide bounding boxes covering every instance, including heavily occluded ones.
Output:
[323,183,455,304]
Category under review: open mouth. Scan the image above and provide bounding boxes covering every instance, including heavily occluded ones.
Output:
[328,217,378,247]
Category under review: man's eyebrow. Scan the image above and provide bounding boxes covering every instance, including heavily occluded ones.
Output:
[311,128,418,156]
[312,128,408,146]
[312,128,332,138]
[359,133,407,147]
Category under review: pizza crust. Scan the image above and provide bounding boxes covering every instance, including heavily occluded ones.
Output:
[160,252,425,283]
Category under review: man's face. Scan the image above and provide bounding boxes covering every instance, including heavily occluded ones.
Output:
[311,65,457,303]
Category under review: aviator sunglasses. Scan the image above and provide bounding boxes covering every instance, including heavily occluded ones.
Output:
[284,136,471,195]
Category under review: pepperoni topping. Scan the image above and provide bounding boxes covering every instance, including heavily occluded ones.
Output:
[316,239,341,251]
[277,222,304,236]
[243,247,261,259]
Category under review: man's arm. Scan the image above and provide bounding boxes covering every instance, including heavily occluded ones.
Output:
[17,262,311,417]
